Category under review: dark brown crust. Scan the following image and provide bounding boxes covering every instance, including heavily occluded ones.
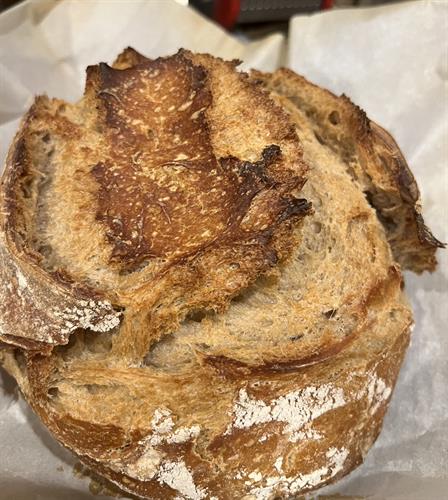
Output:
[252,68,444,273]
[368,121,445,263]
[89,56,305,269]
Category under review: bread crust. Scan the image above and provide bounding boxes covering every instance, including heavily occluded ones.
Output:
[0,52,310,351]
[0,124,121,350]
[0,292,411,499]
[112,47,151,69]
[252,68,444,273]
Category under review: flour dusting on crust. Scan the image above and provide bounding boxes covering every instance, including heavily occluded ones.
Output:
[54,300,121,335]
[119,447,163,482]
[149,407,201,446]
[291,427,323,442]
[16,268,28,291]
[274,457,283,473]
[366,373,392,414]
[158,460,206,500]
[226,384,345,440]
[111,407,201,483]
[243,447,349,500]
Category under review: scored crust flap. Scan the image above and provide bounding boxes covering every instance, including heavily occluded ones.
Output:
[0,128,121,350]
[252,68,444,273]
[0,51,311,351]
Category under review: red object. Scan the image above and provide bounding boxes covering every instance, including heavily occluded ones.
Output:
[214,0,241,29]
[321,0,334,9]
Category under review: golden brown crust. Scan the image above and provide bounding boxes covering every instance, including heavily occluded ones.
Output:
[0,121,121,348]
[253,68,444,273]
[0,52,310,351]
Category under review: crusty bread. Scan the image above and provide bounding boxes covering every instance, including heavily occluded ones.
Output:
[0,49,443,500]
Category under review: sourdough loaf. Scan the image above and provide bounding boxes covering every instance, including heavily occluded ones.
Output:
[0,49,443,500]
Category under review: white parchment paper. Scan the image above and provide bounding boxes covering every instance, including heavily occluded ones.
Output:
[0,1,447,498]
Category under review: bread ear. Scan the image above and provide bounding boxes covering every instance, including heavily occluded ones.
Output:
[253,68,444,273]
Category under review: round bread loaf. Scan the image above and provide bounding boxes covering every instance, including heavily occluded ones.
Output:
[0,49,443,500]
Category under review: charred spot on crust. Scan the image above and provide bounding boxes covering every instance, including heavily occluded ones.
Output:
[277,198,312,222]
[234,144,281,185]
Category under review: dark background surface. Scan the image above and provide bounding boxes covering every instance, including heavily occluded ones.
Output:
[0,0,412,24]
[0,0,413,46]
